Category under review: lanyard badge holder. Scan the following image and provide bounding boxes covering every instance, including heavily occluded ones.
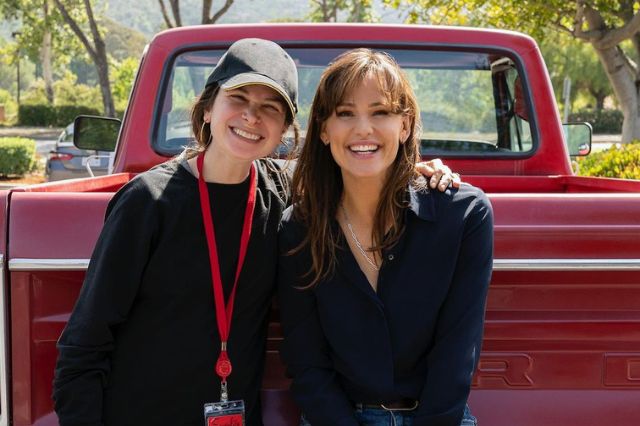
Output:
[197,153,256,426]
[203,346,245,425]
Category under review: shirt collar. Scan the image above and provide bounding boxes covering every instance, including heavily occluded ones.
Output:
[408,184,437,222]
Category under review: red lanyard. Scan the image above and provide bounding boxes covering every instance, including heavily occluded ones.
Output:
[197,152,257,398]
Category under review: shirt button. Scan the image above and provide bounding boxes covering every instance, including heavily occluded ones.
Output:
[388,254,395,261]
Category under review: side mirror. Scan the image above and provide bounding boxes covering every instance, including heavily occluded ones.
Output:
[562,122,592,156]
[74,115,121,152]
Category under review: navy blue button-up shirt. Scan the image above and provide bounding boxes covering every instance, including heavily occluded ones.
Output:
[277,184,493,426]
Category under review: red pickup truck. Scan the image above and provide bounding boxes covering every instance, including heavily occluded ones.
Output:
[1,24,640,426]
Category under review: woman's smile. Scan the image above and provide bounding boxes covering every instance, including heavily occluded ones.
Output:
[347,141,380,155]
[230,126,262,141]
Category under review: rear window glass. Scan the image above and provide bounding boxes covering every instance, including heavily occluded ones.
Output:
[154,47,534,157]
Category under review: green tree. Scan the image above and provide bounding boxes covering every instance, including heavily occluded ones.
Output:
[0,89,19,123]
[112,56,140,110]
[65,18,146,87]
[21,69,101,107]
[308,0,376,22]
[540,33,613,111]
[384,0,640,143]
[0,35,37,114]
[0,0,78,104]
[103,17,148,61]
[52,0,116,117]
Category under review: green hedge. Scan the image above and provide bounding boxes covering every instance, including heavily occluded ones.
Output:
[569,109,623,134]
[18,104,102,127]
[0,137,37,177]
[578,140,640,179]
[18,104,125,126]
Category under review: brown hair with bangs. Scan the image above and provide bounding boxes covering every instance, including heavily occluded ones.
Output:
[291,48,425,287]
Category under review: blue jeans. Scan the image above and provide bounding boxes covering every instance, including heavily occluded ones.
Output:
[300,404,477,426]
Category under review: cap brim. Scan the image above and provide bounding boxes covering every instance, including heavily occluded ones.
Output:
[220,73,296,118]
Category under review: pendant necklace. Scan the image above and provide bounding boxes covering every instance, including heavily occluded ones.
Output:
[341,203,379,271]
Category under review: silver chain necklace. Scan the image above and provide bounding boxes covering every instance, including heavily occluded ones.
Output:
[341,204,379,271]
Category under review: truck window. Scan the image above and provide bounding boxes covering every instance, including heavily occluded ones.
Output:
[153,48,534,157]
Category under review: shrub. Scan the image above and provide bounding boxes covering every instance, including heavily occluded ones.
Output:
[569,109,623,134]
[0,137,36,177]
[18,104,102,126]
[22,73,102,108]
[112,57,140,111]
[577,140,640,179]
[54,72,103,106]
[0,88,18,124]
[17,104,56,126]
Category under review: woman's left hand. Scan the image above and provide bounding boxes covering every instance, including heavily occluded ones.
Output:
[416,159,461,191]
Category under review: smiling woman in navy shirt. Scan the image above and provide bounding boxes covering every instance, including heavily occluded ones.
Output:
[278,49,494,426]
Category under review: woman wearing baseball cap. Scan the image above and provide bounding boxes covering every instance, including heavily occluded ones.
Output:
[53,38,457,426]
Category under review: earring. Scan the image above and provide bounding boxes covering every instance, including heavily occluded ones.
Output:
[200,121,212,147]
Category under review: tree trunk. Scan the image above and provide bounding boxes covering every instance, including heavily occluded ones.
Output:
[350,1,360,22]
[84,0,115,117]
[593,92,606,111]
[41,30,54,104]
[53,0,116,117]
[94,38,116,117]
[158,0,176,28]
[205,0,233,24]
[582,5,640,142]
[41,0,54,104]
[591,45,640,142]
[170,0,182,26]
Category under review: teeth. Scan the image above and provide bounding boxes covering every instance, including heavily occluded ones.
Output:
[233,127,261,141]
[350,144,378,152]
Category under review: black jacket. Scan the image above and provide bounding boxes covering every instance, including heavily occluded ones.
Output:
[278,183,493,426]
[53,158,290,426]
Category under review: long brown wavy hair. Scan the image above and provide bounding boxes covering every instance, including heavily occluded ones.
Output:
[291,48,425,287]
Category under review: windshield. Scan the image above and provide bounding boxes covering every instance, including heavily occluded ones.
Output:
[154,47,534,157]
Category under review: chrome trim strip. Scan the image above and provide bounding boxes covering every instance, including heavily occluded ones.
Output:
[494,259,640,271]
[9,258,89,271]
[8,257,640,272]
[0,254,9,426]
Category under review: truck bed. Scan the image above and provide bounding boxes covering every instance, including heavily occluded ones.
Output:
[3,175,639,425]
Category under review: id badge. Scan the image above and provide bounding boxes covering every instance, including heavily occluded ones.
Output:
[204,400,245,426]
